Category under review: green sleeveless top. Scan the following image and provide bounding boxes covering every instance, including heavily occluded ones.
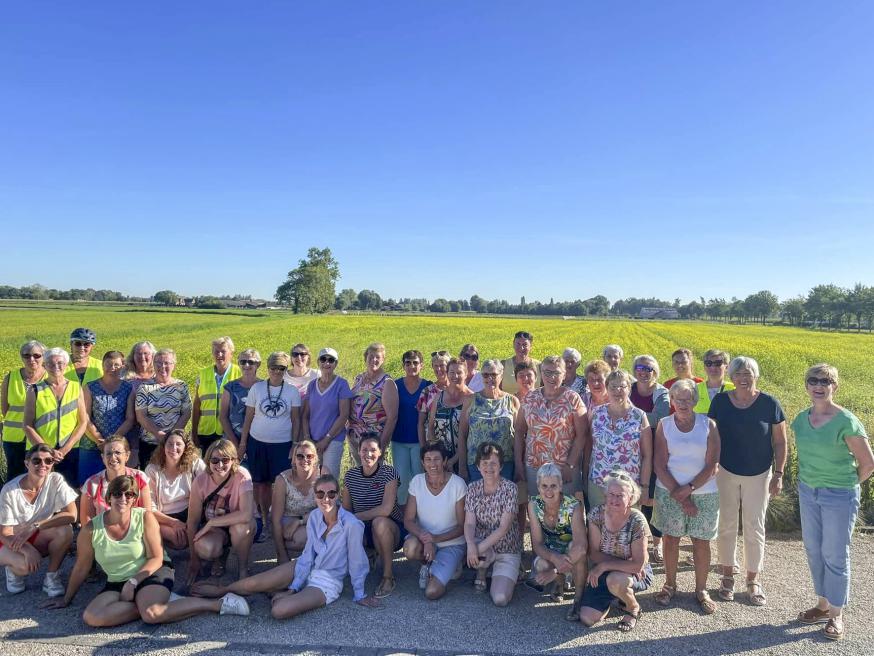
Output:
[531,494,579,553]
[92,507,148,582]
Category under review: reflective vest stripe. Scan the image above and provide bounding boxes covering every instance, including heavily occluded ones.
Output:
[33,381,81,448]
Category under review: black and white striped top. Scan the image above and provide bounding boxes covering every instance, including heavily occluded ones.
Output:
[343,463,403,523]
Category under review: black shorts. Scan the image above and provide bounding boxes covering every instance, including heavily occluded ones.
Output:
[167,508,188,523]
[102,565,175,597]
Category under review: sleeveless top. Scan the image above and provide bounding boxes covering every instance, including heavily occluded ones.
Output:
[349,373,390,441]
[656,413,717,494]
[86,379,133,450]
[223,379,253,439]
[393,377,430,444]
[280,471,317,518]
[431,391,462,458]
[92,507,148,582]
[531,494,579,553]
[466,393,515,463]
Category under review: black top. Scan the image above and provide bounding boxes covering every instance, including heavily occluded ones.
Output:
[708,391,785,476]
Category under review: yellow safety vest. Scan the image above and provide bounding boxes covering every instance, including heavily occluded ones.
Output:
[196,363,241,436]
[33,380,82,448]
[3,368,47,443]
[693,380,736,414]
[65,356,103,385]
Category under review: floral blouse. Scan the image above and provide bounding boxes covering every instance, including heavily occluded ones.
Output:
[348,373,390,442]
[521,388,585,468]
[589,404,647,487]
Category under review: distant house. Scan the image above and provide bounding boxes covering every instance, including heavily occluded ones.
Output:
[639,307,680,319]
[223,299,269,309]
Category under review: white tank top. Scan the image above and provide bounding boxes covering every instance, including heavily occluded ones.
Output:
[656,413,717,494]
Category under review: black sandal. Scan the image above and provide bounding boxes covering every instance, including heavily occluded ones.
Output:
[617,606,641,632]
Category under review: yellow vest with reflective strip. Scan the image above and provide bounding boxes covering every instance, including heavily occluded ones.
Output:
[65,356,103,385]
[196,364,241,436]
[3,368,47,443]
[33,380,82,448]
[693,380,736,414]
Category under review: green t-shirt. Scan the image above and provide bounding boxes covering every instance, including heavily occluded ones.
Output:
[792,408,868,489]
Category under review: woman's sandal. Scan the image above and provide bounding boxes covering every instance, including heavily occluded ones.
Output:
[374,576,396,599]
[696,590,717,615]
[718,576,735,601]
[651,542,664,564]
[654,583,676,606]
[823,617,844,641]
[549,580,565,603]
[565,599,582,622]
[617,606,641,632]
[747,581,766,606]
[473,576,488,593]
[797,607,830,624]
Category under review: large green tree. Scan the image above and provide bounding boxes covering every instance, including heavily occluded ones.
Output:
[275,247,341,313]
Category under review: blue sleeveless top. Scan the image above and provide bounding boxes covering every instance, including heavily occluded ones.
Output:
[392,377,430,444]
[86,379,133,450]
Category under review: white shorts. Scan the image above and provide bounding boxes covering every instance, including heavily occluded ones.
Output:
[305,569,343,605]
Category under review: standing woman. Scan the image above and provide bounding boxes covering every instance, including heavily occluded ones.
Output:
[301,348,353,478]
[348,343,399,463]
[663,348,703,389]
[66,328,103,385]
[693,349,735,414]
[392,350,430,506]
[513,362,538,402]
[580,360,610,414]
[428,358,473,473]
[271,440,319,563]
[460,344,484,393]
[135,349,192,468]
[708,356,786,606]
[23,348,88,488]
[793,364,874,640]
[562,348,587,395]
[417,352,450,446]
[80,436,152,524]
[192,337,241,452]
[1,340,46,482]
[82,351,135,483]
[286,343,320,402]
[601,345,624,371]
[125,341,157,468]
[219,348,262,446]
[501,331,541,395]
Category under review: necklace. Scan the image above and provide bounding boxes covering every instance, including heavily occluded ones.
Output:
[264,380,285,417]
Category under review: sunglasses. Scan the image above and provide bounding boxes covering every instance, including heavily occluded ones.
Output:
[703,360,725,367]
[806,377,834,387]
[461,353,479,361]
[315,489,338,499]
[22,353,43,360]
[319,356,337,364]
[239,359,260,367]
[431,350,449,357]
[403,360,421,366]
[295,453,316,461]
[72,340,93,347]
[111,491,138,500]
[634,365,654,373]
[210,457,233,466]
[291,352,308,358]
[269,365,288,372]
[606,470,633,482]
[30,457,54,466]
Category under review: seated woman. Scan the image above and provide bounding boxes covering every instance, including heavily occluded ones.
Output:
[579,471,653,632]
[341,436,406,598]
[272,440,319,563]
[0,444,77,597]
[43,475,250,625]
[403,443,467,600]
[187,439,255,582]
[464,442,522,607]
[80,436,152,524]
[144,430,207,550]
[527,462,588,618]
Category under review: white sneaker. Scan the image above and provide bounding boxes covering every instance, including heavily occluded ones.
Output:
[418,565,430,589]
[42,571,64,597]
[219,592,250,616]
[5,567,25,594]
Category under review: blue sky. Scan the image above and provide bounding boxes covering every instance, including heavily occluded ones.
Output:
[2,2,872,303]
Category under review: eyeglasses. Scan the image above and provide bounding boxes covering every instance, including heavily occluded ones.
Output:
[481,372,499,379]
[431,350,449,357]
[21,353,43,360]
[319,356,337,364]
[514,331,533,341]
[461,353,479,361]
[315,489,338,499]
[806,377,834,387]
[30,457,53,466]
[239,359,260,367]
[210,457,233,466]
[541,369,562,378]
[295,453,316,461]
[608,384,629,391]
[45,361,66,369]
[403,360,421,366]
[634,365,654,373]
[269,365,288,372]
[111,491,138,500]
[703,360,725,367]
[72,340,93,347]
[103,450,127,458]
[291,352,308,358]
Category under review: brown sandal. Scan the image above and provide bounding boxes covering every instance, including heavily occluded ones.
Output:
[654,584,676,606]
[718,576,735,601]
[696,590,717,615]
[797,607,830,624]
[823,617,843,640]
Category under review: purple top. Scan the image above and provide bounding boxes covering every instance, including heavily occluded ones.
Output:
[306,376,354,442]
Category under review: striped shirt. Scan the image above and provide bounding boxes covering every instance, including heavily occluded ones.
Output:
[343,463,403,522]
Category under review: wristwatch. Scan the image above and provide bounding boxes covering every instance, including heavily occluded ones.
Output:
[688,483,696,491]
[127,577,139,588]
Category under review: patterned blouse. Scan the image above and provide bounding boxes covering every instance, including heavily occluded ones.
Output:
[431,391,463,460]
[466,393,515,464]
[521,388,585,468]
[279,471,316,518]
[416,382,445,414]
[589,505,650,561]
[531,494,579,553]
[589,404,648,487]
[348,373,390,445]
[464,478,521,554]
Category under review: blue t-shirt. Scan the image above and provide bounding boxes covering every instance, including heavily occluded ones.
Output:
[306,376,354,442]
[224,379,254,439]
[86,379,133,449]
[393,377,430,444]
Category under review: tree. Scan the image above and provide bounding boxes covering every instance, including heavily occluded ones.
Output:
[275,247,340,314]
[357,289,382,310]
[335,288,357,311]
[743,290,779,324]
[153,290,180,306]
[780,296,806,326]
[805,284,847,329]
[470,295,488,313]
[430,298,450,313]
[195,296,225,309]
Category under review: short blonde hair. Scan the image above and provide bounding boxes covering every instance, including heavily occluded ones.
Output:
[633,354,660,378]
[238,348,261,363]
[605,369,633,389]
[212,336,235,352]
[204,439,240,474]
[541,355,565,371]
[364,342,385,361]
[604,470,641,505]
[703,348,730,363]
[805,363,838,386]
[584,359,611,378]
[126,341,156,376]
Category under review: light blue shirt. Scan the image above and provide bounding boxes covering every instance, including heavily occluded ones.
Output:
[290,506,369,601]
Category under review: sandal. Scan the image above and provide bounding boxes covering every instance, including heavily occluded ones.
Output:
[651,542,664,564]
[696,590,717,615]
[797,607,830,624]
[565,599,582,622]
[374,576,396,598]
[473,576,488,593]
[747,581,766,606]
[654,583,676,606]
[823,617,843,641]
[617,606,641,632]
[548,581,564,603]
[718,576,735,602]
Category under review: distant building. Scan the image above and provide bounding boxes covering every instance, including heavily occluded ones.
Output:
[639,307,680,319]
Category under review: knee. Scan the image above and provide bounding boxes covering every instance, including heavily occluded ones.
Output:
[82,609,107,628]
[271,600,294,620]
[230,523,251,542]
[140,604,165,625]
[425,582,445,600]
[606,572,629,596]
[491,591,510,607]
[196,541,221,559]
[579,610,599,627]
[403,537,421,560]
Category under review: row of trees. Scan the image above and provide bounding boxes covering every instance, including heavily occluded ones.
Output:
[0,284,133,302]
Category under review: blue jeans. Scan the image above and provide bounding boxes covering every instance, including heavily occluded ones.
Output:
[798,481,860,607]
[391,441,422,505]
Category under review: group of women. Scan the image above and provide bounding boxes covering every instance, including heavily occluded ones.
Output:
[0,328,872,641]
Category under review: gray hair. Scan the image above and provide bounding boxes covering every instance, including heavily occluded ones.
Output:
[603,344,624,359]
[605,368,634,390]
[536,462,563,487]
[155,348,177,363]
[212,336,235,352]
[238,348,262,363]
[480,359,504,376]
[562,348,582,365]
[603,470,641,505]
[43,347,70,367]
[20,340,47,356]
[541,354,565,371]
[668,378,700,404]
[633,354,660,378]
[728,356,760,380]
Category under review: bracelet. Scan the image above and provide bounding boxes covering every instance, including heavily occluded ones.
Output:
[773,470,784,477]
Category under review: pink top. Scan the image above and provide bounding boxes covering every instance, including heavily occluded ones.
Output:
[192,466,254,520]
[82,467,150,514]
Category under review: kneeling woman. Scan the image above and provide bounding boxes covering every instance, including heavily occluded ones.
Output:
[44,475,249,625]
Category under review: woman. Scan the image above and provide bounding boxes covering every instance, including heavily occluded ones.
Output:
[219,348,262,446]
[601,345,624,371]
[348,343,398,463]
[342,436,406,598]
[44,475,250,624]
[82,351,135,483]
[458,359,519,482]
[652,379,721,614]
[663,348,704,388]
[190,473,380,615]
[580,360,610,414]
[66,328,103,385]
[514,356,587,498]
[708,356,786,606]
[579,471,652,631]
[187,440,255,582]
[417,351,450,445]
[460,344,484,392]
[1,340,46,482]
[272,440,319,563]
[239,351,300,533]
[392,350,430,505]
[403,443,467,600]
[793,364,874,640]
[125,340,157,468]
[23,348,88,488]
[428,358,473,473]
[693,349,735,414]
[464,442,521,607]
[629,355,670,562]
[514,361,538,402]
[301,347,352,478]
[0,444,77,597]
[135,349,192,468]
[527,462,587,619]
[80,436,152,524]
[501,331,541,395]
[286,343,320,401]
[193,337,241,452]
[587,369,652,508]
[145,430,206,550]
[562,348,587,395]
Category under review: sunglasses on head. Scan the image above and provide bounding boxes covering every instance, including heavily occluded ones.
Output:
[210,456,233,465]
[806,377,834,387]
[431,350,449,357]
[703,359,724,367]
[30,456,53,466]
[319,355,337,364]
[462,352,479,361]
[606,470,633,482]
[22,353,43,360]
[239,359,260,367]
[315,489,338,499]
[111,491,138,500]
[291,352,308,358]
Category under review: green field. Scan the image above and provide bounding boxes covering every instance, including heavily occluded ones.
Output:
[2,306,872,523]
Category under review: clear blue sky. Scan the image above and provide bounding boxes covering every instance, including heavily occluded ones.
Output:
[2,2,872,303]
